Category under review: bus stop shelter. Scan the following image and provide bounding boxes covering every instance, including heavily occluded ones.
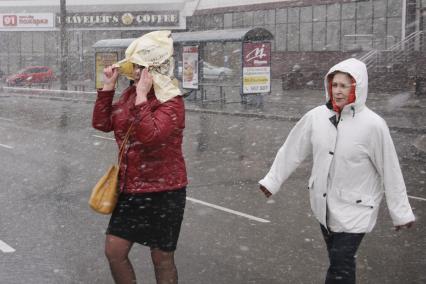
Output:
[93,27,273,103]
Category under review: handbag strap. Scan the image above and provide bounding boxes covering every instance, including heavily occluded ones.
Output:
[117,122,134,165]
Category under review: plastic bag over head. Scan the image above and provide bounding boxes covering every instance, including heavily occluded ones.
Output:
[112,30,182,103]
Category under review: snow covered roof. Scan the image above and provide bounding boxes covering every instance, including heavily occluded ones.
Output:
[93,27,273,49]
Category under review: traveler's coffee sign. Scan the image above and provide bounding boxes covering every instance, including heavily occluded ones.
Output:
[56,11,179,28]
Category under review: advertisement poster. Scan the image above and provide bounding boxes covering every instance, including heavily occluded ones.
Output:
[0,13,55,30]
[242,42,271,94]
[182,45,199,89]
[95,52,118,89]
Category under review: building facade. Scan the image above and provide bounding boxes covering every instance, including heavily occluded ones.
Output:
[0,0,424,86]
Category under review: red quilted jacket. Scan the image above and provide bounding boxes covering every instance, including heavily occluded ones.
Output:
[92,85,188,194]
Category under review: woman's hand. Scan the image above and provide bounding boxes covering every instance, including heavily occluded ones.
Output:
[135,68,153,105]
[395,221,414,231]
[259,185,272,198]
[102,66,119,91]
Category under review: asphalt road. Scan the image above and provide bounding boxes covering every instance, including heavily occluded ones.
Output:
[0,94,425,284]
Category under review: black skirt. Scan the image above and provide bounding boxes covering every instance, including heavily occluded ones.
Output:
[106,187,186,252]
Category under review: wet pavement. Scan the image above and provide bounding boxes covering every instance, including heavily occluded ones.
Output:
[0,83,425,284]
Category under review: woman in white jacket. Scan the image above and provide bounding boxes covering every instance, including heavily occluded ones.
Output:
[259,58,415,284]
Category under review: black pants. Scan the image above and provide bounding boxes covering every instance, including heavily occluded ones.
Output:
[320,225,365,284]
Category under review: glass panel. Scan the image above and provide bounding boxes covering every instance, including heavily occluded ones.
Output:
[313,21,326,51]
[342,2,356,20]
[266,9,275,26]
[357,1,373,19]
[387,17,402,46]
[300,6,312,23]
[373,0,387,18]
[387,0,402,17]
[288,7,299,23]
[264,25,276,51]
[275,23,287,51]
[224,13,233,28]
[287,23,299,51]
[313,5,326,22]
[33,32,44,54]
[326,21,340,51]
[342,20,356,51]
[276,8,287,24]
[243,11,254,27]
[356,18,373,50]
[20,32,32,67]
[327,3,341,21]
[254,10,266,26]
[300,22,312,51]
[232,12,244,27]
[373,17,386,49]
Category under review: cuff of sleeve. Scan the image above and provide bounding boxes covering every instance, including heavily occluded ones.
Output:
[258,176,280,195]
[97,89,115,96]
[392,211,415,226]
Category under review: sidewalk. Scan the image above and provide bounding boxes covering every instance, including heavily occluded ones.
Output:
[184,79,426,130]
[184,79,426,153]
[2,79,426,152]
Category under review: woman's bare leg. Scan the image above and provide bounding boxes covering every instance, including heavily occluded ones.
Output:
[150,248,177,284]
[105,234,136,284]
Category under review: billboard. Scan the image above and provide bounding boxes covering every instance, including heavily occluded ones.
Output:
[95,52,118,89]
[182,45,199,89]
[242,42,271,94]
[0,13,55,30]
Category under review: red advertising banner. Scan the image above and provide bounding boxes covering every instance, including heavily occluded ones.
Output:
[0,13,55,30]
[243,42,271,68]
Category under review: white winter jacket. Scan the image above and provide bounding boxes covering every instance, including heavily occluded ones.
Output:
[259,58,415,233]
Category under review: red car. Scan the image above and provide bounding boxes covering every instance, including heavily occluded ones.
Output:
[6,66,55,87]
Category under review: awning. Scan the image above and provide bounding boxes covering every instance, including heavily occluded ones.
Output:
[93,27,273,49]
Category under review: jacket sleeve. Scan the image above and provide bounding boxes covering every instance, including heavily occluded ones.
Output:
[370,121,415,226]
[92,89,115,132]
[130,98,181,146]
[259,112,313,195]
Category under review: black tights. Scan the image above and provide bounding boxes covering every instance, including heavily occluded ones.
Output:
[105,234,178,284]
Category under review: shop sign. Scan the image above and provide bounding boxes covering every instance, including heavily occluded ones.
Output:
[242,42,271,94]
[56,11,179,28]
[182,45,199,89]
[0,13,54,30]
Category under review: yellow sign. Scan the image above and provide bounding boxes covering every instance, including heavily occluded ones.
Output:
[95,52,118,89]
[243,76,269,85]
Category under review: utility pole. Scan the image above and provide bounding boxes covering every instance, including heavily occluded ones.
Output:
[60,0,68,90]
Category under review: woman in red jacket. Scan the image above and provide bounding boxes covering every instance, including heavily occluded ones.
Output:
[92,63,187,284]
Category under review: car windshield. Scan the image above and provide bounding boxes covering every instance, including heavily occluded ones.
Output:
[16,68,28,74]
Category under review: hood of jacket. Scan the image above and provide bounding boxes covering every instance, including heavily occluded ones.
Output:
[324,58,368,112]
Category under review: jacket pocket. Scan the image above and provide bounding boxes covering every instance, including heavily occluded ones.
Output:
[339,190,375,208]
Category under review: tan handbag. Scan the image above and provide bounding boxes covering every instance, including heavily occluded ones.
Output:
[89,125,133,214]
